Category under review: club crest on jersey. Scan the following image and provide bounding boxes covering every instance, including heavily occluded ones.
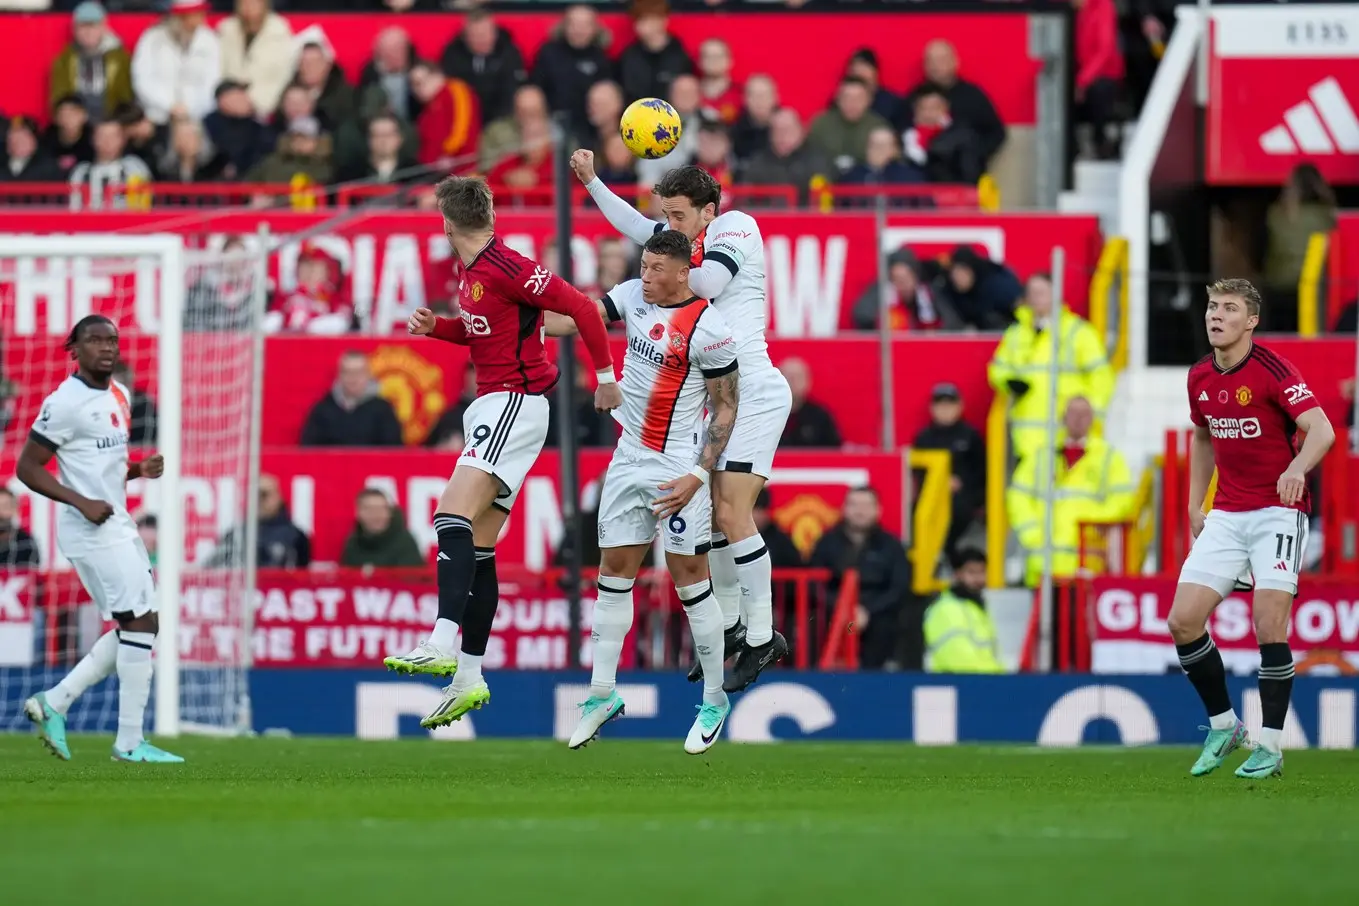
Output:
[669,331,687,352]
[469,282,484,302]
[1218,390,1230,404]
[1236,386,1252,406]
[649,323,665,341]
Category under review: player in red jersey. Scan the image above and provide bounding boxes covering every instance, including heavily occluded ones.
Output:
[382,175,621,727]
[1172,278,1334,779]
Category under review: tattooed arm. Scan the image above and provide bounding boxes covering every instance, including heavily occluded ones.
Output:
[653,365,740,519]
[698,368,740,472]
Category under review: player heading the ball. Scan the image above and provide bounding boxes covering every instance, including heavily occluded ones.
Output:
[1173,278,1334,779]
[570,153,790,692]
[383,175,620,729]
[544,229,741,753]
[18,314,182,764]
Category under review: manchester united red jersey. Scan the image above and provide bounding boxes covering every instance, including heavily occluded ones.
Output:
[454,237,564,397]
[1187,343,1320,513]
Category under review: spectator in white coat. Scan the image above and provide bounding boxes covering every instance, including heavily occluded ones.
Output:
[131,0,221,126]
[218,0,294,120]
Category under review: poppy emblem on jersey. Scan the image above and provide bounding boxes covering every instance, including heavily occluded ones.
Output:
[111,412,120,428]
[1236,386,1252,406]
[649,323,665,341]
[670,332,687,352]
[1218,390,1230,404]
[469,282,483,302]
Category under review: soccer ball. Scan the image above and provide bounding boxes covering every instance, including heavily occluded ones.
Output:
[619,98,683,159]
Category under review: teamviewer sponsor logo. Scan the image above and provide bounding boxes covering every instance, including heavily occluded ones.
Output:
[460,310,491,336]
[1258,77,1359,156]
[1207,415,1262,439]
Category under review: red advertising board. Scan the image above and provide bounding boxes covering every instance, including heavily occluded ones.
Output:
[1091,576,1359,674]
[9,448,909,576]
[0,210,1101,337]
[0,12,1038,127]
[1208,7,1359,185]
[1328,213,1359,326]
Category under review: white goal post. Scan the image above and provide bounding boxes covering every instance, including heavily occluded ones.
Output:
[0,232,266,738]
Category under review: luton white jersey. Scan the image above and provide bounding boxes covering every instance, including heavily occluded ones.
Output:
[601,279,739,458]
[651,210,771,375]
[29,375,139,556]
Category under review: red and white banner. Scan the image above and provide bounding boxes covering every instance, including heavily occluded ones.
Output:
[1091,577,1359,674]
[0,572,37,666]
[0,210,1102,338]
[9,448,909,573]
[1208,7,1359,185]
[0,12,1038,127]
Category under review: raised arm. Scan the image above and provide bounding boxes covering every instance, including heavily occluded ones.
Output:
[516,265,616,378]
[571,150,662,245]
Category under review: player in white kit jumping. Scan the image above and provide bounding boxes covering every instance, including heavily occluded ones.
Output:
[571,153,791,691]
[17,314,182,764]
[543,229,741,754]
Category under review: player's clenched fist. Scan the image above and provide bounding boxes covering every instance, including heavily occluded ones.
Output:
[138,454,164,479]
[594,381,623,413]
[408,308,437,336]
[569,149,596,185]
[77,498,114,526]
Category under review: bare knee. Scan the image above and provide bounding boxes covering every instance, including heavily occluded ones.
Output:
[599,546,645,581]
[666,552,708,588]
[1252,590,1293,644]
[1167,584,1220,644]
[712,491,755,540]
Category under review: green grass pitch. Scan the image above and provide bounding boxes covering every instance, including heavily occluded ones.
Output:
[2,735,1357,905]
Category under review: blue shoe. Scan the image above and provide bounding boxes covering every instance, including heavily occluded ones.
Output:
[684,699,731,755]
[1235,745,1284,779]
[23,693,70,761]
[112,741,185,763]
[568,690,626,749]
[1190,722,1250,776]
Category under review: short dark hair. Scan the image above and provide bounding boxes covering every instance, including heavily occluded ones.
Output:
[112,102,146,126]
[434,175,494,231]
[914,82,948,104]
[1027,271,1052,284]
[839,75,871,92]
[64,314,116,357]
[54,94,85,112]
[356,488,389,505]
[847,485,879,502]
[1207,277,1263,316]
[410,60,439,79]
[698,120,728,139]
[652,165,721,212]
[368,112,401,135]
[643,229,692,264]
[951,546,986,571]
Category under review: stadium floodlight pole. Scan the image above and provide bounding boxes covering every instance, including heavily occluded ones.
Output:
[875,191,895,452]
[552,110,584,669]
[1038,246,1066,673]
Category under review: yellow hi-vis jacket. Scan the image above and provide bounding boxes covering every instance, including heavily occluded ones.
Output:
[1005,436,1136,586]
[987,305,1115,463]
[924,589,1005,673]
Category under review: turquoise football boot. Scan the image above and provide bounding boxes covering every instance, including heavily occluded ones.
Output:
[112,741,185,763]
[1190,722,1250,776]
[1235,746,1284,779]
[23,692,71,761]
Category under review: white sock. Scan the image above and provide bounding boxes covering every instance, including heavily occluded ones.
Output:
[589,576,635,699]
[678,579,728,707]
[452,652,484,690]
[429,618,459,653]
[114,631,155,753]
[707,534,741,631]
[47,630,119,715]
[1258,727,1283,754]
[1208,708,1239,731]
[729,533,774,646]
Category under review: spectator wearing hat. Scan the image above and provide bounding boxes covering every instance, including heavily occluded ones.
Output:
[844,48,901,125]
[44,96,94,172]
[245,115,333,187]
[2,117,64,182]
[50,2,134,124]
[852,247,959,332]
[441,10,526,124]
[131,0,221,126]
[266,244,355,336]
[778,357,842,449]
[218,0,295,120]
[913,382,986,558]
[618,0,693,104]
[809,76,892,175]
[204,80,275,178]
[937,246,1021,330]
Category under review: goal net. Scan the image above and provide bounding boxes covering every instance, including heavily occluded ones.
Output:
[0,233,266,738]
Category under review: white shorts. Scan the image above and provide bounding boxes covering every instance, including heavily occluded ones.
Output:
[1180,506,1310,597]
[69,537,157,620]
[456,391,551,513]
[597,441,712,556]
[717,366,793,479]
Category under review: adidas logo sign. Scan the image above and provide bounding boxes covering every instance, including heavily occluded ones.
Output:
[1199,391,1209,401]
[1258,77,1359,156]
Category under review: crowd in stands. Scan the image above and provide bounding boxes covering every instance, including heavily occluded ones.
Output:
[1,0,1018,207]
